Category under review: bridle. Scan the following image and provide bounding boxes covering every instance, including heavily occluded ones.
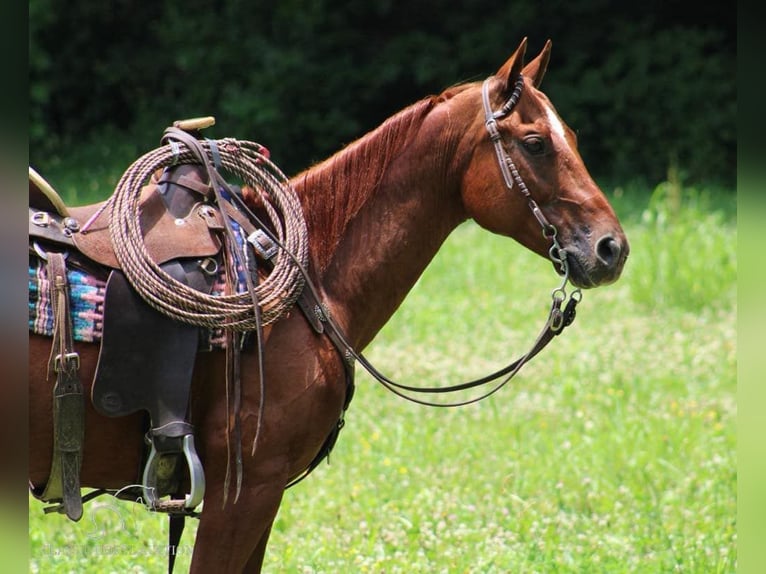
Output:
[303,74,583,407]
[481,75,569,279]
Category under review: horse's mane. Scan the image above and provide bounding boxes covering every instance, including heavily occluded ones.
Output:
[292,96,441,271]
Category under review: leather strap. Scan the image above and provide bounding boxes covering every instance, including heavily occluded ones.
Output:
[160,128,257,507]
[28,207,78,247]
[40,251,85,521]
[168,513,186,574]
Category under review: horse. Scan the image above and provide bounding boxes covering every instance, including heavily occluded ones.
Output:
[29,38,628,572]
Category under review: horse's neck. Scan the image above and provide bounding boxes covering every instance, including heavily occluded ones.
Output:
[292,98,467,349]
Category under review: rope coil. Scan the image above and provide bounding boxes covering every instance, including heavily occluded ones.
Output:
[109,136,309,330]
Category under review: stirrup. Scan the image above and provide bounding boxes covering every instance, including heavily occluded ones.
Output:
[143,434,205,511]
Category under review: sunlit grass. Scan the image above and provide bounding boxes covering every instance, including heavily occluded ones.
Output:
[626,180,736,312]
[29,183,736,573]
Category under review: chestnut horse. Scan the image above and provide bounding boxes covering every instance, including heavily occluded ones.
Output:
[29,39,628,572]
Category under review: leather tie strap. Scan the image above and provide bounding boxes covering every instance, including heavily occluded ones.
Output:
[41,251,85,521]
[168,513,186,574]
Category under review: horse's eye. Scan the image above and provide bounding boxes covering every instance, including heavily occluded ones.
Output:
[522,136,546,156]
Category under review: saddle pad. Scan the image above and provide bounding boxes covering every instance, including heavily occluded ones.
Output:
[30,215,257,350]
[29,256,245,350]
[28,257,106,342]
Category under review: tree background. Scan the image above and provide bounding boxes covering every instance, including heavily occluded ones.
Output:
[29,1,735,187]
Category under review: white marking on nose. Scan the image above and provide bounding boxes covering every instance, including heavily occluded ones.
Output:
[544,102,569,149]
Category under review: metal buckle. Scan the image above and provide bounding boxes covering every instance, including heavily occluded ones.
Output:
[550,306,565,332]
[247,229,278,260]
[53,352,80,373]
[198,257,219,276]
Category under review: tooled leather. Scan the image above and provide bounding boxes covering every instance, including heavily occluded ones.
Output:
[69,182,223,269]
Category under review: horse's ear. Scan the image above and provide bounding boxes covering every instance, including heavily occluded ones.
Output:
[523,39,552,88]
[496,37,528,92]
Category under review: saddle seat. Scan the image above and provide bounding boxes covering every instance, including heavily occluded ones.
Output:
[29,165,224,270]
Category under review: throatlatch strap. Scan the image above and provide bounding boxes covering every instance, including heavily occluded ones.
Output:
[41,251,85,521]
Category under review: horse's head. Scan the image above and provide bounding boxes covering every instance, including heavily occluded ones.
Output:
[458,38,628,288]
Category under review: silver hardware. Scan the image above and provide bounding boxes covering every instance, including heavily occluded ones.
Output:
[169,140,182,167]
[54,352,80,373]
[313,304,331,323]
[32,241,68,262]
[63,217,80,232]
[550,307,565,332]
[199,257,219,276]
[31,211,50,227]
[247,229,278,260]
[143,434,205,510]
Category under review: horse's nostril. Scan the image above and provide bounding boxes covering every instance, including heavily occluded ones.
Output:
[596,235,621,267]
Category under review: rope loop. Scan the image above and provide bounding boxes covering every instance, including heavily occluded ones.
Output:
[108,134,309,331]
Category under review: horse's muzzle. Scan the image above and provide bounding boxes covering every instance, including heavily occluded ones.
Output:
[564,233,629,288]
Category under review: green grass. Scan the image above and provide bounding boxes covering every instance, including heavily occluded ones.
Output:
[29,183,736,573]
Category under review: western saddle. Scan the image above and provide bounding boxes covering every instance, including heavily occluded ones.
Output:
[29,119,285,522]
[29,123,356,574]
[29,159,226,519]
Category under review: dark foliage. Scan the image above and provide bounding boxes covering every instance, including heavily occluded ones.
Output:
[30,0,735,185]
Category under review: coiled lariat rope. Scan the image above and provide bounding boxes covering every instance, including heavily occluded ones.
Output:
[108,131,309,329]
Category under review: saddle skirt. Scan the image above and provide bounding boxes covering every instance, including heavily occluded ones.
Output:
[28,255,236,350]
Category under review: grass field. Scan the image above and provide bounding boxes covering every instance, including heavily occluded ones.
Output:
[29,178,736,573]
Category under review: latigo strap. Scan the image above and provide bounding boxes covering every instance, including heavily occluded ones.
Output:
[39,251,85,521]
